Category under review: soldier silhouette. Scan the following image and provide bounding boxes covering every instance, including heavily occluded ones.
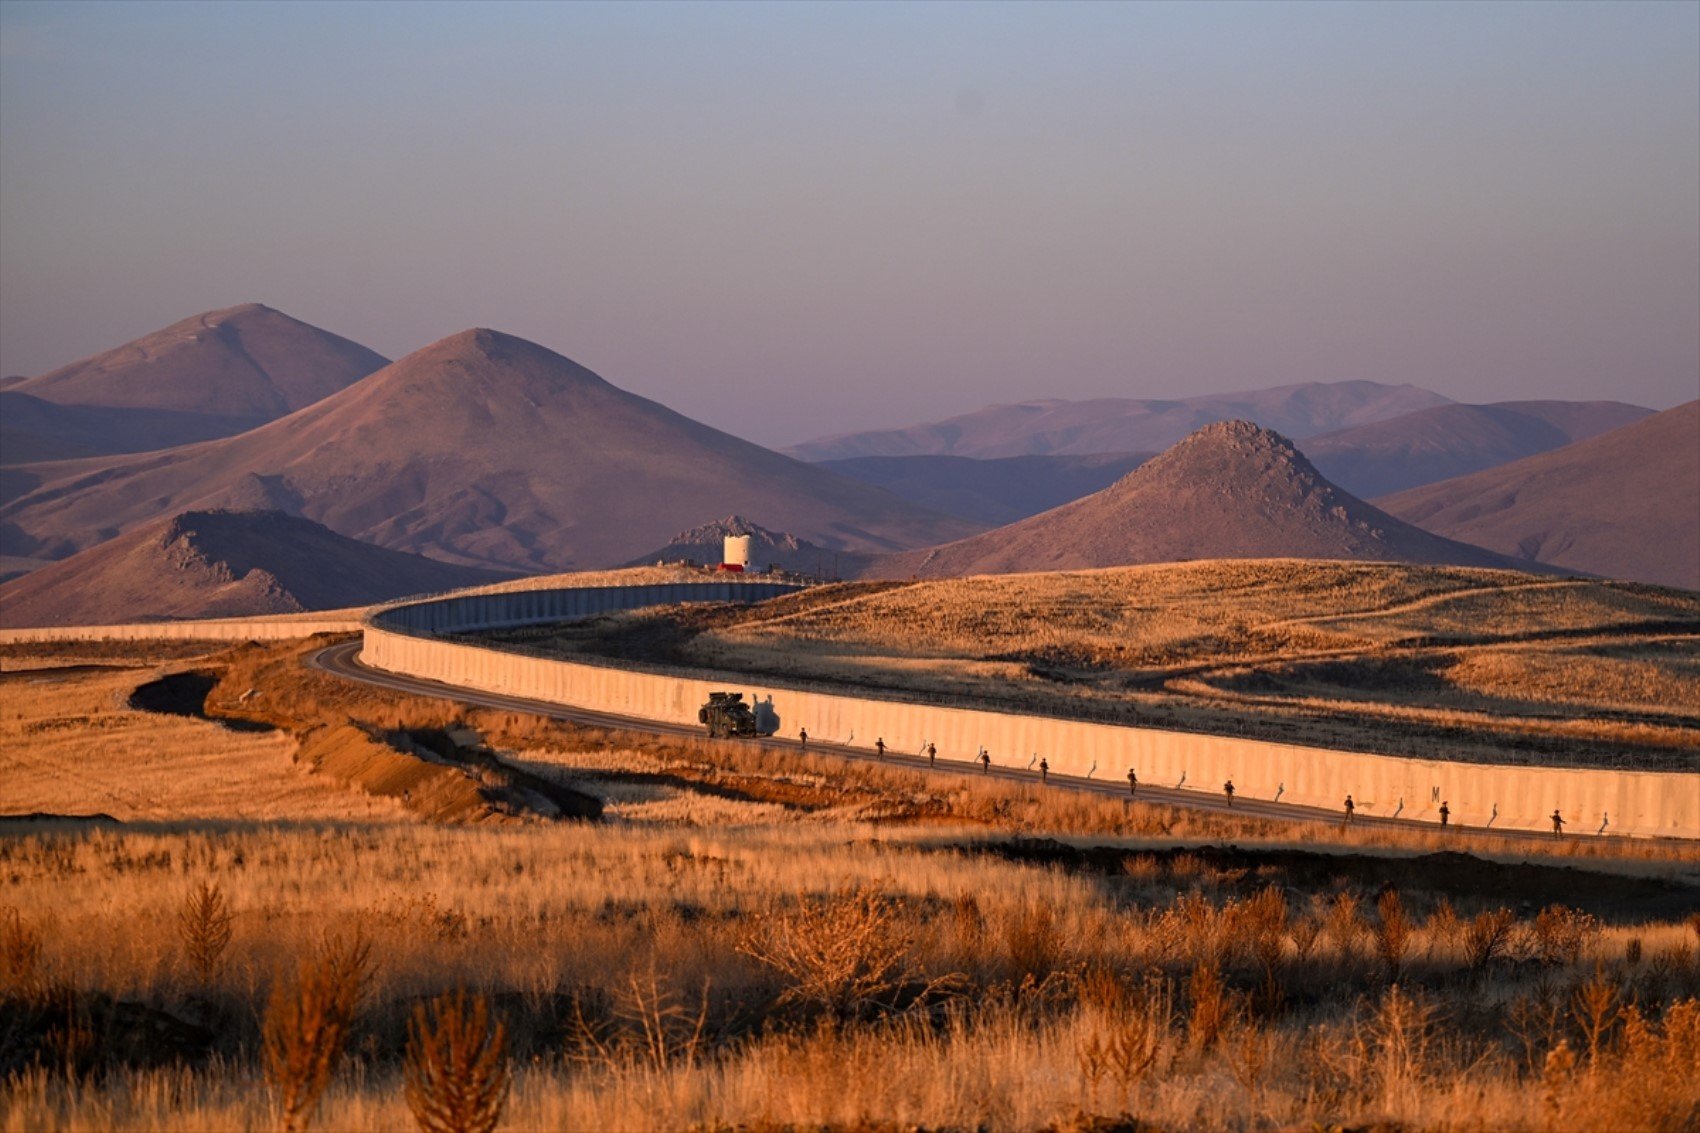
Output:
[926,742,936,768]
[1344,795,1356,824]
[875,737,886,760]
[1439,801,1450,828]
[1039,758,1049,783]
[798,727,808,749]
[1223,779,1235,807]
[1551,809,1565,838]
[979,748,991,774]
[1127,768,1137,797]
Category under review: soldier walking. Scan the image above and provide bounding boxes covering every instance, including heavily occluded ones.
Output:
[875,737,886,760]
[1439,801,1450,828]
[1223,779,1235,807]
[1343,794,1355,824]
[1039,758,1049,783]
[1127,768,1137,797]
[1551,809,1565,838]
[926,742,936,768]
[798,727,808,750]
[979,748,991,774]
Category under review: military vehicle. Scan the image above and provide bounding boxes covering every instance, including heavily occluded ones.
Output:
[699,691,762,738]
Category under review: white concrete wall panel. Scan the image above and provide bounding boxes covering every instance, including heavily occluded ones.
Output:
[0,617,365,644]
[360,583,1699,842]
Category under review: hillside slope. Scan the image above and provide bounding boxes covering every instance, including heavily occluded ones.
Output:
[0,330,979,572]
[787,380,1452,460]
[1306,400,1653,497]
[0,509,513,626]
[1,304,388,460]
[870,421,1537,579]
[1376,402,1700,590]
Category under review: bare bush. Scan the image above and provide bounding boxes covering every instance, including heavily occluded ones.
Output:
[404,988,511,1133]
[739,886,954,1022]
[1528,904,1601,967]
[1464,908,1517,972]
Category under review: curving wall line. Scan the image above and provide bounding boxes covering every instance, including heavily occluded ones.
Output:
[361,582,1700,842]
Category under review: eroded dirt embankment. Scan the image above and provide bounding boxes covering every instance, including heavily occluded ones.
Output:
[128,659,600,824]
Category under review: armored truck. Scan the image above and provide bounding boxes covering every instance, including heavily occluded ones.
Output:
[699,691,762,738]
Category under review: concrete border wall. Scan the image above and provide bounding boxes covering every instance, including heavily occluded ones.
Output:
[0,615,365,644]
[361,583,1700,841]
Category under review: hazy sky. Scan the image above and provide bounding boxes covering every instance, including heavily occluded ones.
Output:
[2,1,1696,446]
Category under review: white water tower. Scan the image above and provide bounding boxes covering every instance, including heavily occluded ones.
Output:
[722,534,753,572]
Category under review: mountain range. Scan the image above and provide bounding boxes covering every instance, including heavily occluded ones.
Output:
[0,328,979,573]
[785,380,1455,461]
[2,304,1689,614]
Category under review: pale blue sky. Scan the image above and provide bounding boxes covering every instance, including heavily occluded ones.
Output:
[2,0,1696,444]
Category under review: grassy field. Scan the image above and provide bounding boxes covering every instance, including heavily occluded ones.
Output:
[2,634,1698,1131]
[483,559,1700,771]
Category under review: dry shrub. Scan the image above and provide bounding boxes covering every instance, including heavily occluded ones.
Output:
[1426,898,1462,958]
[1508,987,1566,1075]
[739,886,952,1023]
[263,931,375,1132]
[1074,969,1173,1102]
[1527,904,1601,967]
[1288,906,1324,964]
[1570,967,1621,1068]
[178,880,234,984]
[1,907,44,999]
[1002,899,1066,982]
[1464,908,1517,972]
[575,971,711,1072]
[404,988,511,1133]
[1325,893,1367,969]
[1367,984,1438,1113]
[1374,890,1413,982]
[1185,961,1234,1055]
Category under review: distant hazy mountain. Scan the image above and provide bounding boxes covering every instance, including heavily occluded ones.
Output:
[786,380,1453,461]
[0,329,980,573]
[1377,402,1699,590]
[1305,400,1654,498]
[868,420,1535,579]
[816,452,1152,526]
[627,515,873,578]
[0,304,388,461]
[0,509,513,627]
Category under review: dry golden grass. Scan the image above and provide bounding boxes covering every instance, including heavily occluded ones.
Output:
[497,559,1700,769]
[4,631,1698,1131]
